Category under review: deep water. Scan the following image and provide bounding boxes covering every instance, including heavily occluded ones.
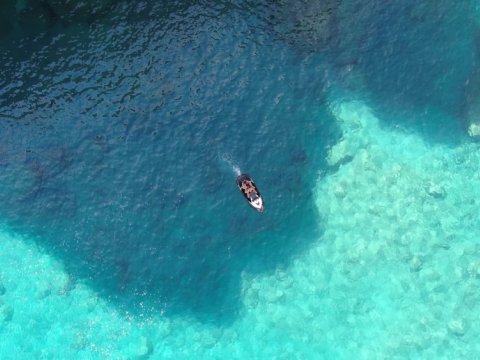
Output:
[1,0,480,358]
[0,1,336,324]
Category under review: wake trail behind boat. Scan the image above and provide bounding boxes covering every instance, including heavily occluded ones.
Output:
[220,154,241,176]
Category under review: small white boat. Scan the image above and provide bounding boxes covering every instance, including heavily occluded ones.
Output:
[236,174,264,212]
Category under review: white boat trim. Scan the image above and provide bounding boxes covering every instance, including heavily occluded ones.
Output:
[250,197,264,212]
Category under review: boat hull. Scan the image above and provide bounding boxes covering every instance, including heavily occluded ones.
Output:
[236,174,264,212]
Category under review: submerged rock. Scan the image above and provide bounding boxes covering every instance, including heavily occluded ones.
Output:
[462,41,480,139]
[326,101,377,168]
[135,336,153,359]
[463,71,480,137]
[409,256,423,272]
[468,121,480,138]
[448,319,466,336]
[36,282,52,299]
[327,138,354,167]
[333,183,347,198]
[0,303,14,322]
[426,182,446,199]
[263,288,285,303]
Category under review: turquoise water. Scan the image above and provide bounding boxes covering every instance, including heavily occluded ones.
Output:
[0,1,480,358]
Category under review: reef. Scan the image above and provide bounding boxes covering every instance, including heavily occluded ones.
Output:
[314,98,480,357]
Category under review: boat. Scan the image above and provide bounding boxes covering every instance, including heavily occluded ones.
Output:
[236,174,264,212]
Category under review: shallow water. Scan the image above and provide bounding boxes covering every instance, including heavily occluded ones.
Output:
[0,0,479,358]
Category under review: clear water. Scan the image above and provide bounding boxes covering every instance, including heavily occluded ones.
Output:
[0,0,479,358]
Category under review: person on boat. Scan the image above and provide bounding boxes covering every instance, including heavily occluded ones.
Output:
[242,179,252,188]
[241,180,255,195]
